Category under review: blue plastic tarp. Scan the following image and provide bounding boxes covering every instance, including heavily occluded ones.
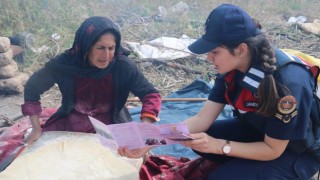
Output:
[129,79,233,159]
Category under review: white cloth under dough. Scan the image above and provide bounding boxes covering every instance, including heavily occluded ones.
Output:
[0,131,141,180]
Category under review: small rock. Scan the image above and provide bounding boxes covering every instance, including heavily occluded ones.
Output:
[0,61,18,78]
[0,49,13,66]
[0,37,10,53]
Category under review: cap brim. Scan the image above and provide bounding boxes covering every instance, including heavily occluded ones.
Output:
[188,37,220,54]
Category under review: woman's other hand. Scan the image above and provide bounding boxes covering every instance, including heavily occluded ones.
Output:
[117,146,153,159]
[141,117,155,123]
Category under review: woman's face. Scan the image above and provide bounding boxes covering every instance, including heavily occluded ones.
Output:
[87,33,116,69]
[207,46,249,74]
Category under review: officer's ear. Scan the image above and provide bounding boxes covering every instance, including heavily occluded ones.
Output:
[235,43,248,58]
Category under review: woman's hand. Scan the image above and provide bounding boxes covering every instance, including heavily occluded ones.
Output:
[117,146,153,159]
[24,128,42,145]
[180,132,220,154]
[24,115,42,145]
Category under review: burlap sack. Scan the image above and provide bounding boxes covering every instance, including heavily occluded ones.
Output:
[0,49,13,66]
[0,61,18,79]
[0,37,10,53]
[299,19,320,35]
[0,73,28,94]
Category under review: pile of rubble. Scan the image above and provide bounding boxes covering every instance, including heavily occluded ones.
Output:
[0,37,28,94]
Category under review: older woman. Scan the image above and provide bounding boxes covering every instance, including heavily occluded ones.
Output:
[22,16,161,145]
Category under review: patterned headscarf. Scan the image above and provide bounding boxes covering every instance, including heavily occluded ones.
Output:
[45,16,121,78]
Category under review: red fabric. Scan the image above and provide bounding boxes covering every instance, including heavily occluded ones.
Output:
[141,93,161,120]
[73,75,114,118]
[42,75,114,132]
[0,108,55,165]
[21,101,42,116]
[39,108,58,118]
[139,155,219,180]
[0,134,25,164]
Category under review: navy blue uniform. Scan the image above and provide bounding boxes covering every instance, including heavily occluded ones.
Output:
[199,49,320,179]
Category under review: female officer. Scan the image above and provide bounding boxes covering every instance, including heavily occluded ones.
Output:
[179,4,320,179]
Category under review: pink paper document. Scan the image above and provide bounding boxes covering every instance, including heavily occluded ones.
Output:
[89,116,193,150]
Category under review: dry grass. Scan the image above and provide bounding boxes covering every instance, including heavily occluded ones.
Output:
[0,0,320,106]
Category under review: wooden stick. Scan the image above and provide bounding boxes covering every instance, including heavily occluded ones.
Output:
[127,97,207,102]
[133,58,203,74]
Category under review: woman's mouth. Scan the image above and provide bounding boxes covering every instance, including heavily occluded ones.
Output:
[98,60,108,63]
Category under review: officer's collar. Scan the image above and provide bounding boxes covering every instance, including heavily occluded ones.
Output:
[239,58,266,94]
[238,48,302,93]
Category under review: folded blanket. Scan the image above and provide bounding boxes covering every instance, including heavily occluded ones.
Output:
[282,49,320,82]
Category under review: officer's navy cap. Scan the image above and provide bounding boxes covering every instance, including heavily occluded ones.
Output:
[188,4,261,54]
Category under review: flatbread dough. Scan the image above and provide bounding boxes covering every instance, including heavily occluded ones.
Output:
[0,132,139,180]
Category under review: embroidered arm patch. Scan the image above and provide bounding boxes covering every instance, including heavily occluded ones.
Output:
[275,95,298,123]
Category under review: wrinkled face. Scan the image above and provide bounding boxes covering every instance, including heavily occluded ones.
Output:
[207,46,246,74]
[87,33,116,69]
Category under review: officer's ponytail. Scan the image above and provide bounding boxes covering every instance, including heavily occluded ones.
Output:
[249,20,280,116]
[255,37,279,116]
[223,21,280,116]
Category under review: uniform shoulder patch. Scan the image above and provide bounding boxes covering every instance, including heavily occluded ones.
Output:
[275,95,298,123]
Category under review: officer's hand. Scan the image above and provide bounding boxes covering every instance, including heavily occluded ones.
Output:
[180,132,216,154]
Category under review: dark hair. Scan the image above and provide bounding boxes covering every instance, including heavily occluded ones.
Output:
[247,34,279,116]
[223,21,281,116]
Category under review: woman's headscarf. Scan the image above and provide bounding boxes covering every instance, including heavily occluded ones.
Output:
[45,16,122,79]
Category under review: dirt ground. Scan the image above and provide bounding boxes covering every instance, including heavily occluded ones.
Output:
[0,7,320,129]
